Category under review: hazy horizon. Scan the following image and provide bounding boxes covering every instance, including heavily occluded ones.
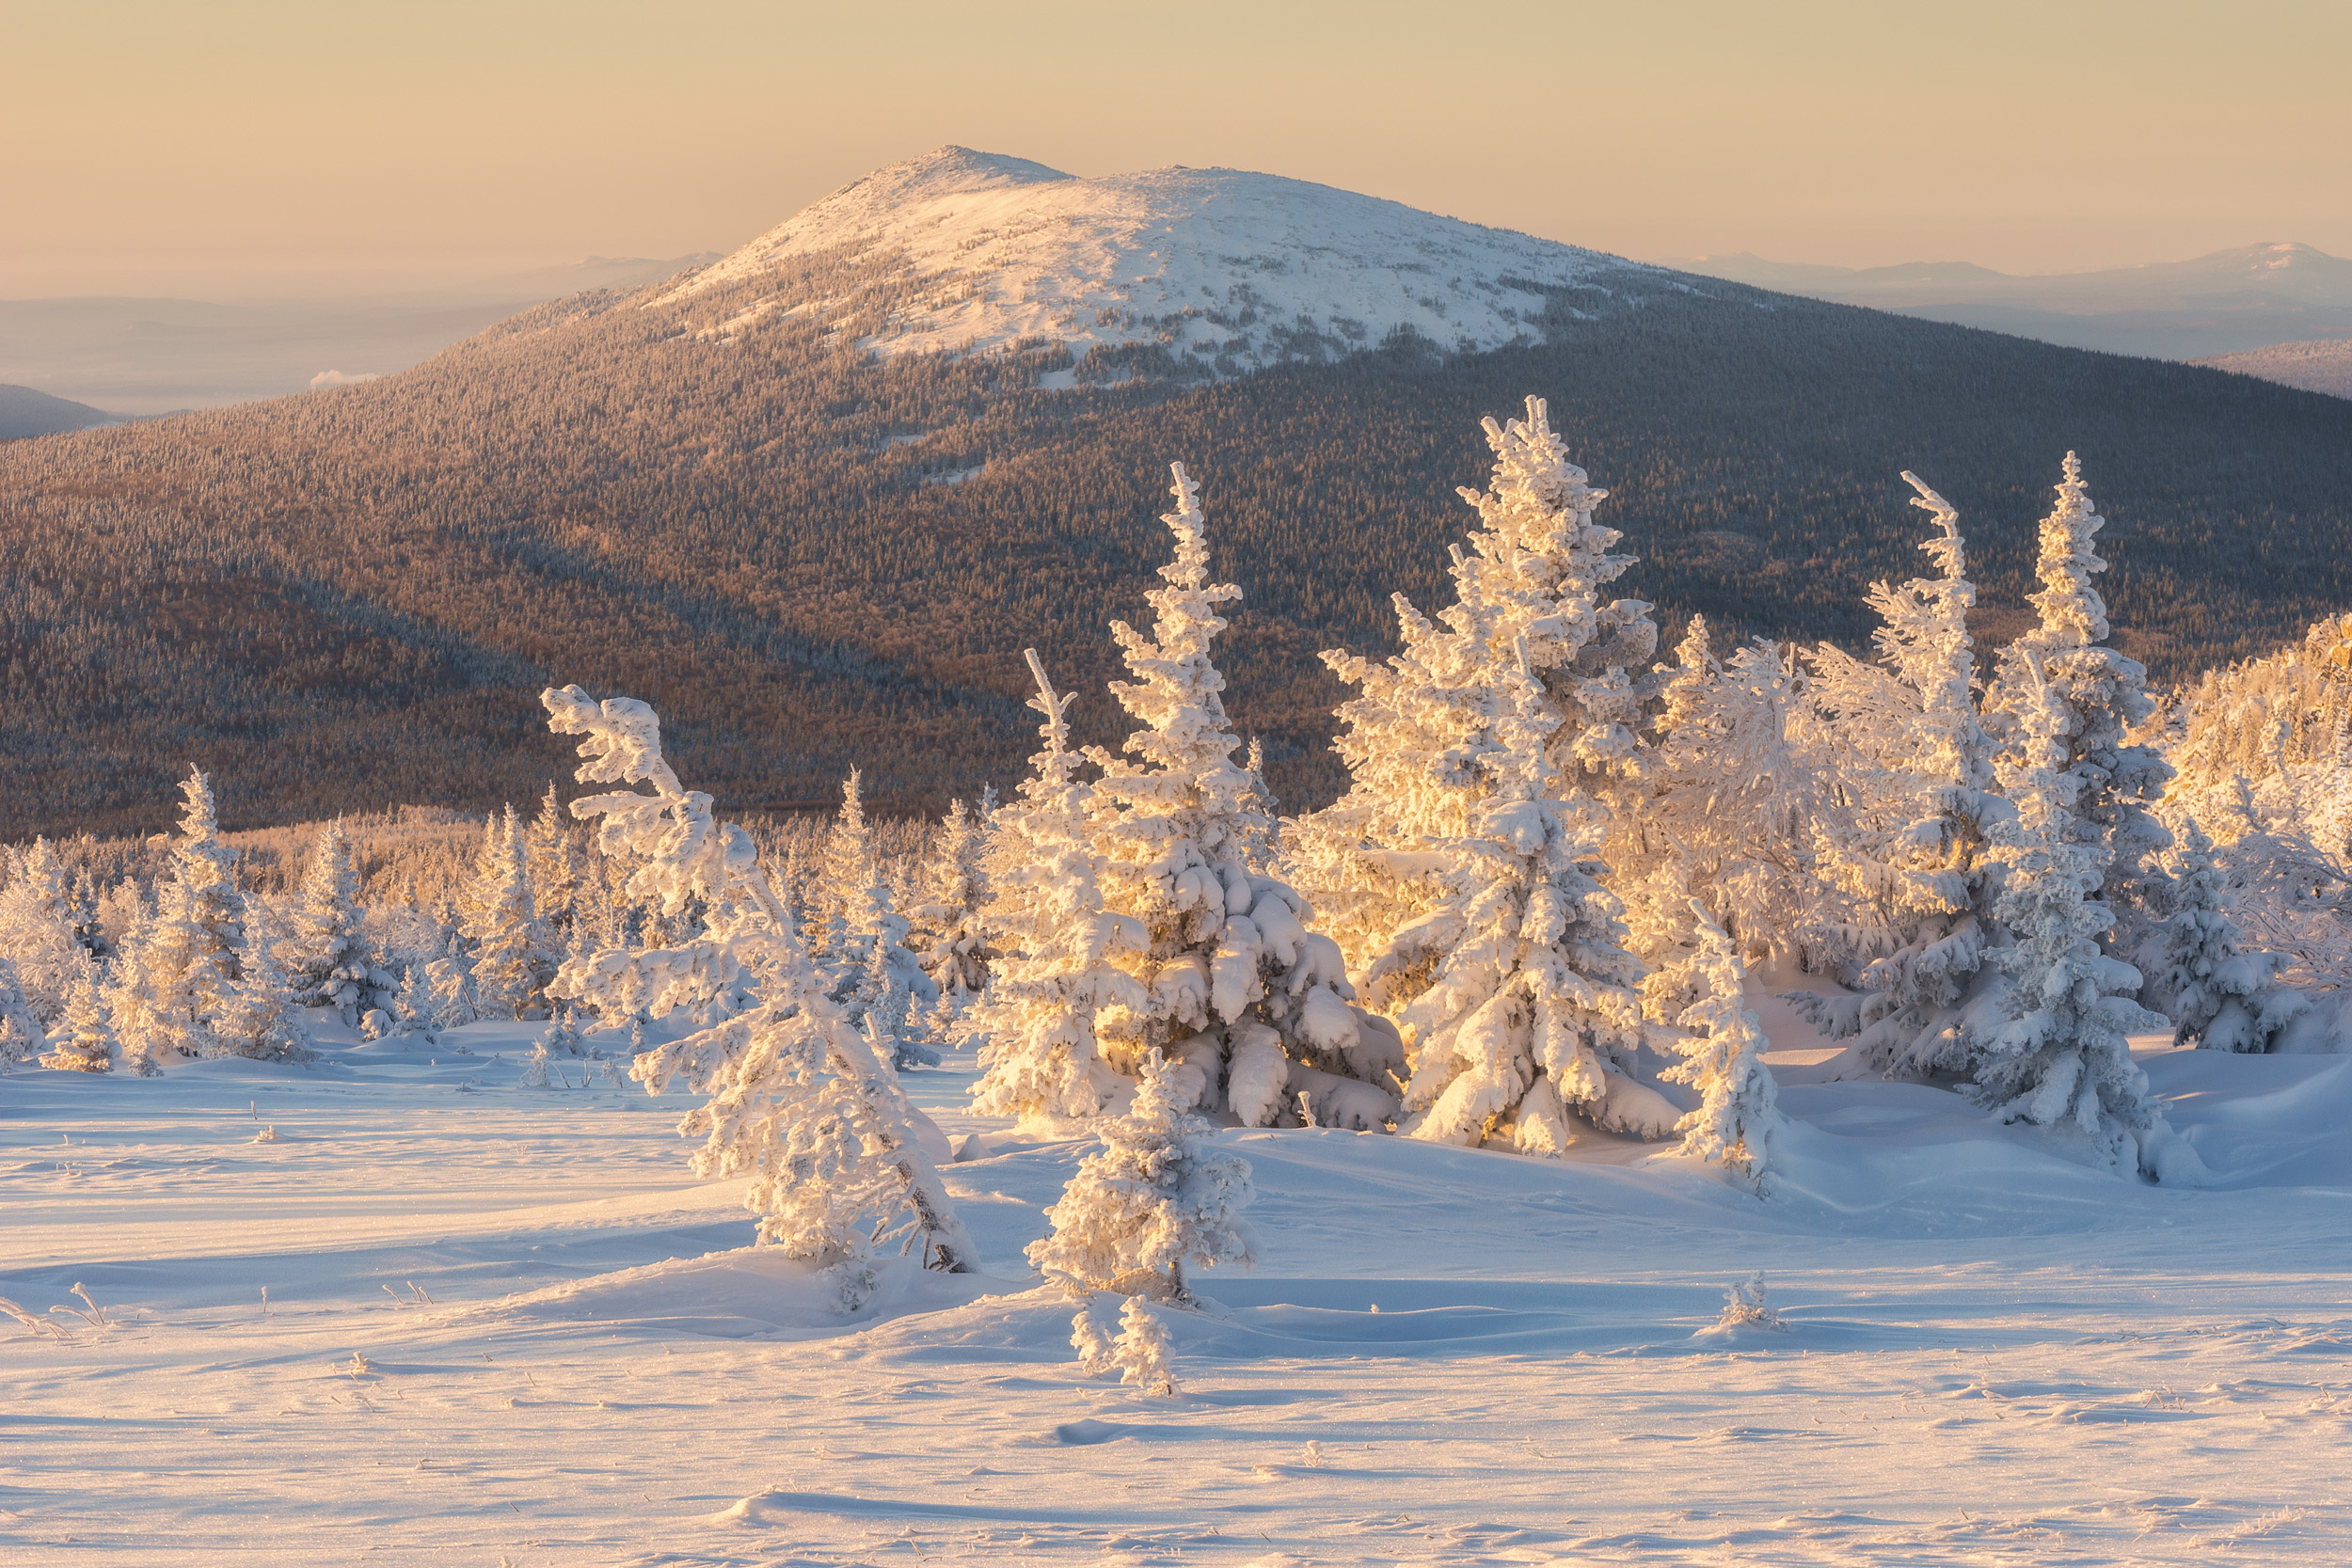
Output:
[9,0,2347,301]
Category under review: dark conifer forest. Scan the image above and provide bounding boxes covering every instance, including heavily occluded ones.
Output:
[4,250,2348,840]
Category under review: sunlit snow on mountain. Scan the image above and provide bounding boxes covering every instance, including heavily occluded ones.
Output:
[658,146,1645,377]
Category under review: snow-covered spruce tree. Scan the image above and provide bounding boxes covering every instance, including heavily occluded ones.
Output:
[1447,396,1661,791]
[2139,816,2308,1052]
[1283,586,1501,1017]
[1663,905,1784,1189]
[424,935,476,1033]
[1622,628,1836,1016]
[967,651,1150,1119]
[110,773,247,1067]
[0,835,86,1024]
[1080,464,1392,1129]
[541,684,976,1303]
[40,957,118,1073]
[278,818,370,1023]
[1960,661,2189,1179]
[1796,474,2015,1075]
[1984,454,2174,957]
[1393,663,1670,1151]
[463,805,543,1020]
[526,782,580,942]
[213,901,316,1062]
[911,793,994,1005]
[813,768,875,968]
[0,956,41,1067]
[1028,1047,1257,1305]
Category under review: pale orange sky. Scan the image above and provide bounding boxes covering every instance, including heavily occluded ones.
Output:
[8,0,2348,299]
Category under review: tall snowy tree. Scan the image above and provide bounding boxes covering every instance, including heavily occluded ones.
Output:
[1960,662,2189,1179]
[0,955,41,1067]
[1392,664,1671,1152]
[1027,1047,1258,1305]
[1446,396,1662,789]
[967,651,1149,1119]
[110,771,245,1067]
[911,792,994,1004]
[0,835,84,1024]
[1079,464,1391,1129]
[542,684,977,1305]
[1796,474,2015,1075]
[213,901,316,1062]
[2138,816,2308,1052]
[1663,905,1784,1189]
[39,957,118,1073]
[278,818,370,1023]
[526,782,581,942]
[463,805,543,1020]
[1985,453,2174,955]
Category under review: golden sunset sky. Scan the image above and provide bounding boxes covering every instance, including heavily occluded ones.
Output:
[9,0,2347,297]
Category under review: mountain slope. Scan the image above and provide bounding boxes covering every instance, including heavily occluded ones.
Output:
[2195,338,2352,399]
[5,150,2351,841]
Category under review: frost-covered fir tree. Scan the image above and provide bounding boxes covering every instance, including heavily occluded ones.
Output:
[1393,664,1671,1151]
[1960,663,2191,1179]
[967,652,1149,1119]
[40,957,118,1073]
[1080,464,1391,1128]
[1027,1047,1257,1305]
[1622,628,1835,1012]
[424,935,476,1033]
[814,768,875,966]
[526,782,580,942]
[463,805,543,1020]
[0,955,41,1067]
[1984,454,2174,954]
[0,835,85,1024]
[1663,906,1783,1189]
[1797,475,2015,1074]
[111,772,246,1067]
[911,793,994,1004]
[542,684,976,1304]
[1072,1293,1181,1396]
[1447,397,1662,787]
[214,902,316,1062]
[278,818,370,1023]
[2138,816,2308,1052]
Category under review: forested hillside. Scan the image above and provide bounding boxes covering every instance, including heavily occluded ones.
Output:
[5,246,2350,840]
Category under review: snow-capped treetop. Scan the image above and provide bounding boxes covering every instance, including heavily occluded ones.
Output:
[1871,473,1994,792]
[653,148,1642,378]
[2016,453,2114,657]
[1446,397,1660,778]
[543,688,759,918]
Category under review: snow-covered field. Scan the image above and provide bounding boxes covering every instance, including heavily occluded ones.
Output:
[7,1009,2351,1567]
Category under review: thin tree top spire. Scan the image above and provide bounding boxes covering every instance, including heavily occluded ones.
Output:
[2022,450,2113,654]
[1900,471,1966,582]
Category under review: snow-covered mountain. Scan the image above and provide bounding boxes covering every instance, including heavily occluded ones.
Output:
[658,146,1644,376]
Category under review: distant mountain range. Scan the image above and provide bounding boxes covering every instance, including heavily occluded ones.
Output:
[0,383,121,439]
[4,148,2348,841]
[0,255,721,415]
[1660,243,2352,364]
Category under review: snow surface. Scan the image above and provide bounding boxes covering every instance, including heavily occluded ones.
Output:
[7,1007,2352,1564]
[655,147,1642,374]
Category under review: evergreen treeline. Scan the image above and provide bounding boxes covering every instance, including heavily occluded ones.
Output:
[5,247,2349,841]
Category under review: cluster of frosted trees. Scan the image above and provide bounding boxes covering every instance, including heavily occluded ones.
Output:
[17,391,2350,1301]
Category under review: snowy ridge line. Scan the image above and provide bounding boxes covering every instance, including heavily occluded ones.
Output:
[652,145,1655,376]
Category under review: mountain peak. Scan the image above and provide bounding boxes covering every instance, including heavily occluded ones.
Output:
[660,149,1635,378]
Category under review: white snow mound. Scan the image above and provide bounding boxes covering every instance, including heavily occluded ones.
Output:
[656,145,1642,374]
